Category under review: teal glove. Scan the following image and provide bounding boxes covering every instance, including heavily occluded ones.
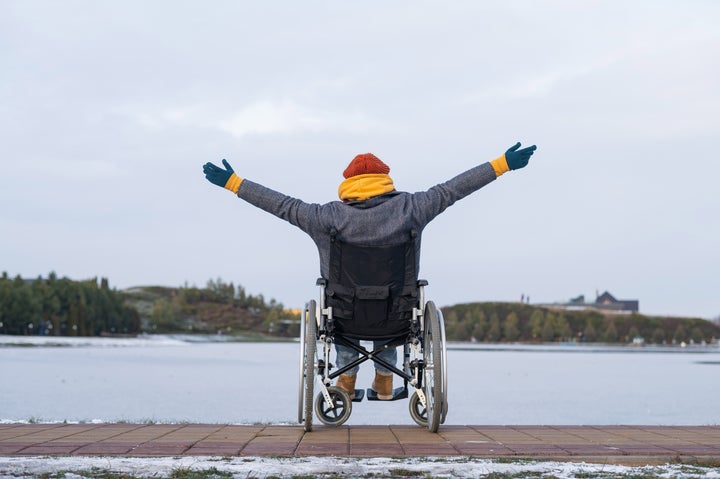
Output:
[505,142,537,170]
[203,159,233,187]
[203,159,242,193]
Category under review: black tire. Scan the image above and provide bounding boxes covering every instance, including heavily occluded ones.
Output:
[303,301,317,432]
[297,305,307,424]
[424,301,443,432]
[314,386,352,427]
[437,309,449,424]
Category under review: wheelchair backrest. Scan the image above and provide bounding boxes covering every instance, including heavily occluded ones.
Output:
[325,230,419,339]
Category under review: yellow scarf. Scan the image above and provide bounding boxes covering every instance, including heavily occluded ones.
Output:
[338,173,395,202]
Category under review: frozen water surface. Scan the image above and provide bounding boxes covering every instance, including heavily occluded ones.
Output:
[1,335,718,425]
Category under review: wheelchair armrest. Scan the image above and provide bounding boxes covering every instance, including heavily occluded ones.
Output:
[417,279,429,287]
[316,278,328,286]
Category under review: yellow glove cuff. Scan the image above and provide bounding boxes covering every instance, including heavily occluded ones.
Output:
[224,173,243,194]
[490,154,510,178]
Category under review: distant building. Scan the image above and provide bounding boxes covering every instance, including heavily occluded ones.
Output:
[594,291,639,313]
[540,291,639,314]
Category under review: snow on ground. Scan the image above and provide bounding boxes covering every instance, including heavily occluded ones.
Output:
[0,333,257,348]
[0,334,189,348]
[1,456,719,479]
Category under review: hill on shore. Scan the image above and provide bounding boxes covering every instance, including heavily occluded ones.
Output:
[123,284,720,345]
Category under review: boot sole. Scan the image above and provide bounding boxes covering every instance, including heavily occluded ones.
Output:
[372,384,393,400]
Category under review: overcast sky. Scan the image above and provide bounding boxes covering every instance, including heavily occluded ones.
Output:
[2,1,718,319]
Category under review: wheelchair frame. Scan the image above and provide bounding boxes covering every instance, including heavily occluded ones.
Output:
[298,279,448,432]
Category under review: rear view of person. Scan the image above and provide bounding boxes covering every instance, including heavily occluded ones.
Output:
[203,142,537,400]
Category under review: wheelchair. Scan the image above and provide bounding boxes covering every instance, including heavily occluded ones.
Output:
[297,230,448,432]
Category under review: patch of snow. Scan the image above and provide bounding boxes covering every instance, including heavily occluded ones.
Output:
[0,334,272,348]
[0,334,190,348]
[1,456,719,479]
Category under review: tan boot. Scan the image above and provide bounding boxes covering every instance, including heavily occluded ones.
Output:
[336,374,357,398]
[372,371,393,400]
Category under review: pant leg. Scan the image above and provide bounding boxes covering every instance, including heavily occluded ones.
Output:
[335,338,360,376]
[373,339,397,375]
[336,338,398,376]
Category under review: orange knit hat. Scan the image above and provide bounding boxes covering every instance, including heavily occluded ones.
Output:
[343,153,390,179]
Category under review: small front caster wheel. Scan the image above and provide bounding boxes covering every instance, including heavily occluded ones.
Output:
[409,391,428,427]
[315,386,352,426]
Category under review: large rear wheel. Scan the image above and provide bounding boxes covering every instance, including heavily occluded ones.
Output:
[423,301,444,432]
[437,308,449,424]
[297,301,317,432]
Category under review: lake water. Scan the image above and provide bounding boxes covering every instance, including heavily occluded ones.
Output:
[1,336,719,426]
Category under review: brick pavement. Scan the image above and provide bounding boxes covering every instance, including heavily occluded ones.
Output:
[1,424,719,465]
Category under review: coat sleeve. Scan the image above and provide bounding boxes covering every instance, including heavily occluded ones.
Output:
[409,162,498,226]
[235,179,330,235]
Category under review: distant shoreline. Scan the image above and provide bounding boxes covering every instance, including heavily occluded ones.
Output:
[1,333,717,353]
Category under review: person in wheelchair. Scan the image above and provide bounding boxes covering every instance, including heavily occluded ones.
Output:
[203,142,537,401]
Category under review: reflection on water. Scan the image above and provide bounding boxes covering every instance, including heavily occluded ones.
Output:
[1,338,718,425]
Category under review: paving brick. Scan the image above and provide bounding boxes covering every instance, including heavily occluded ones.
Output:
[241,441,298,456]
[302,427,349,443]
[192,440,250,449]
[18,445,80,455]
[184,446,243,456]
[505,445,568,455]
[296,442,348,455]
[614,445,678,455]
[130,444,191,455]
[0,444,30,454]
[391,427,453,444]
[0,425,26,440]
[350,443,405,456]
[452,444,516,455]
[664,445,720,454]
[556,444,625,455]
[73,443,137,455]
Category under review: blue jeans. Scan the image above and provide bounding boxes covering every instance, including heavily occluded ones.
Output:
[335,339,397,376]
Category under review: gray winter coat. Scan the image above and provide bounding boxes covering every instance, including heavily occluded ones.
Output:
[236,162,498,279]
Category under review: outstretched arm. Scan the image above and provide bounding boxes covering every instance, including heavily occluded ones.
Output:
[202,159,328,234]
[411,142,538,225]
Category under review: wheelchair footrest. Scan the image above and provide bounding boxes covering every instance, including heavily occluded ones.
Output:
[351,389,365,402]
[366,386,408,401]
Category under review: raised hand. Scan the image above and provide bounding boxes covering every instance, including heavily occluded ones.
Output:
[203,159,242,193]
[505,142,537,170]
[203,159,235,187]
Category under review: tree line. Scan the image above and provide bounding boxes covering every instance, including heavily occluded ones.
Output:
[0,272,140,336]
[3,271,718,343]
[143,278,296,334]
[441,302,720,344]
[0,274,295,337]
